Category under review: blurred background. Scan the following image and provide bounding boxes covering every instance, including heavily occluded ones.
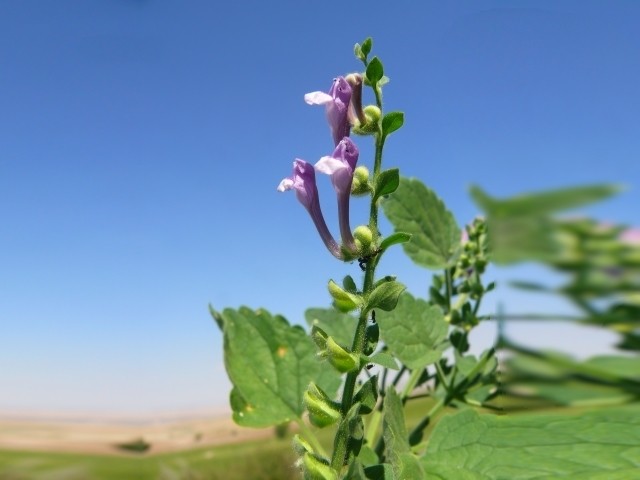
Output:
[1,0,638,419]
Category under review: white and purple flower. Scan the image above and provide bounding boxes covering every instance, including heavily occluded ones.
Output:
[278,159,343,259]
[305,77,352,147]
[315,137,359,252]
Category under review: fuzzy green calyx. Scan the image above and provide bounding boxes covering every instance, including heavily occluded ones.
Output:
[303,383,341,428]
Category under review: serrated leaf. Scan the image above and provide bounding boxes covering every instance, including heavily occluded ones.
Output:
[373,168,400,202]
[220,307,341,427]
[421,405,640,479]
[366,280,406,312]
[379,232,412,252]
[382,178,461,269]
[366,57,384,85]
[305,307,355,347]
[376,293,448,369]
[381,112,404,137]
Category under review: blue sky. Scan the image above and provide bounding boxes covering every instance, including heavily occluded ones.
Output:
[1,1,638,414]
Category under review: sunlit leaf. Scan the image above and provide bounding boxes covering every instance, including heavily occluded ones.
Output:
[382,178,460,269]
[376,293,448,369]
[422,405,640,478]
[219,307,341,427]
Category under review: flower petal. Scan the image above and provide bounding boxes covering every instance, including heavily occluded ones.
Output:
[277,177,294,192]
[315,156,347,175]
[304,91,333,105]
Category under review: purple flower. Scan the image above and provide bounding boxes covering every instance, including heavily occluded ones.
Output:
[305,77,352,146]
[315,137,359,253]
[620,228,640,246]
[278,159,342,259]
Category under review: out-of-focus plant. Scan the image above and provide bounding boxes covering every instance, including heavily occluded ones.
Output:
[471,185,640,409]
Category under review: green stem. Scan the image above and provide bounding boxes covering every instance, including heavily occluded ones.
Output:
[364,408,383,446]
[331,107,387,471]
[401,368,424,402]
[444,268,453,313]
[297,419,328,459]
[407,396,446,447]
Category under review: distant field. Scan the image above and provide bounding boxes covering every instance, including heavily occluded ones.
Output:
[0,397,545,479]
[0,438,299,480]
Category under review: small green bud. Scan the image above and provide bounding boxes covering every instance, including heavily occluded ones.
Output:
[354,165,369,184]
[301,452,338,480]
[364,105,381,123]
[326,336,358,373]
[303,383,341,428]
[351,166,371,196]
[292,434,313,456]
[354,225,374,254]
[328,279,361,312]
[311,325,329,350]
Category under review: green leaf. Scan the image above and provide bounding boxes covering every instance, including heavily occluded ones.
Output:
[507,380,634,407]
[379,232,412,252]
[366,280,406,312]
[363,464,396,480]
[219,307,341,427]
[366,351,400,370]
[383,389,424,478]
[366,57,384,85]
[583,355,640,381]
[343,275,358,294]
[381,112,404,137]
[469,184,623,264]
[373,168,400,202]
[354,375,378,414]
[364,322,379,356]
[382,177,461,269]
[361,37,372,57]
[421,405,640,479]
[376,293,448,369]
[305,308,355,348]
[470,184,623,216]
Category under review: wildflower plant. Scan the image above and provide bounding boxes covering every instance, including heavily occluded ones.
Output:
[212,38,640,479]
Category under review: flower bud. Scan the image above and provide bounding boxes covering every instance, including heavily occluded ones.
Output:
[354,225,374,254]
[301,452,338,480]
[345,73,366,126]
[351,166,371,196]
[364,105,381,123]
[304,383,341,428]
[328,279,361,312]
[292,434,313,456]
[325,336,358,373]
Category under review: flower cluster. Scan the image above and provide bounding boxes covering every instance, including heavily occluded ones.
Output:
[278,77,364,259]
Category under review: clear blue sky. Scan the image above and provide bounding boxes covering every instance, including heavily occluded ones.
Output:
[1,1,638,414]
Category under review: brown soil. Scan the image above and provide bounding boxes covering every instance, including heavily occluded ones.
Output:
[0,411,274,456]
